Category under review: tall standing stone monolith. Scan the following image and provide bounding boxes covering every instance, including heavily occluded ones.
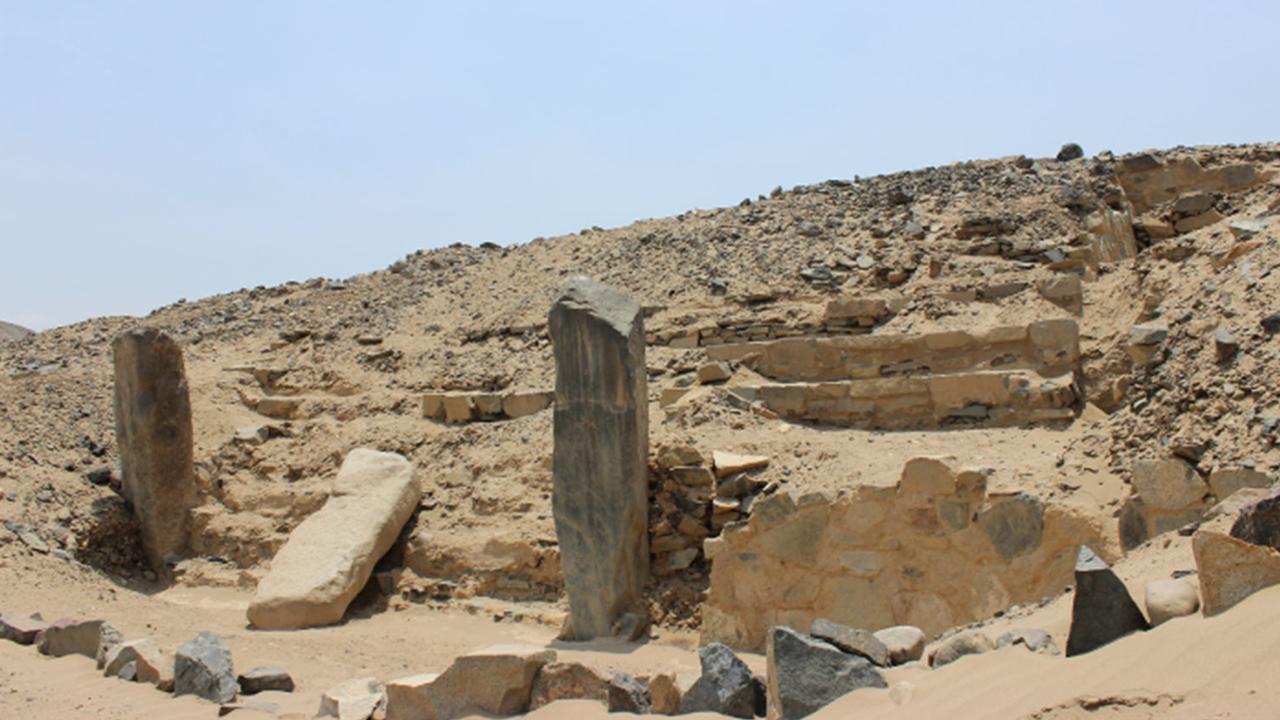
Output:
[548,277,649,640]
[1065,545,1149,656]
[113,328,197,572]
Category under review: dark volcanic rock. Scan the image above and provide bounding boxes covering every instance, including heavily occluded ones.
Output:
[680,643,758,718]
[175,631,237,704]
[113,328,197,571]
[767,626,886,719]
[548,277,649,641]
[1065,546,1150,656]
[1230,490,1280,549]
[1056,143,1085,161]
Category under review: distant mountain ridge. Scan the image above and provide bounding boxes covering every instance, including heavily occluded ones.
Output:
[0,321,34,342]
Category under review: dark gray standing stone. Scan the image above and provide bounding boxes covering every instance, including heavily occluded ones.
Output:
[175,631,237,704]
[0,613,48,645]
[679,643,757,718]
[113,328,197,572]
[238,666,295,695]
[1229,490,1280,549]
[37,618,106,658]
[548,277,649,641]
[976,493,1045,561]
[1056,143,1084,161]
[809,618,890,666]
[1066,546,1150,656]
[766,626,886,719]
[606,673,651,713]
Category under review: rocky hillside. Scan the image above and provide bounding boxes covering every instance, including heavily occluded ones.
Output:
[0,321,33,343]
[0,141,1277,629]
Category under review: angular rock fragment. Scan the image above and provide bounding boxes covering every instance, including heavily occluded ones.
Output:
[238,666,295,694]
[104,638,170,688]
[418,644,555,720]
[529,661,608,709]
[712,450,770,479]
[1131,459,1206,511]
[606,673,651,713]
[113,328,198,571]
[680,643,758,718]
[548,277,649,640]
[37,618,106,659]
[318,677,384,720]
[810,618,890,666]
[647,672,682,715]
[872,625,926,666]
[97,622,123,669]
[0,612,48,645]
[766,626,886,719]
[175,631,238,704]
[1194,490,1280,615]
[248,448,420,629]
[1065,546,1149,656]
[385,673,439,720]
[995,628,1059,655]
[929,631,994,667]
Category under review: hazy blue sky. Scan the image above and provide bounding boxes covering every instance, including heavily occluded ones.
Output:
[2,2,1275,330]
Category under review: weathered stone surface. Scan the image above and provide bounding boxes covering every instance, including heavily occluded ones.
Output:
[0,613,47,645]
[1066,546,1149,656]
[423,644,555,719]
[647,672,681,715]
[318,677,384,719]
[37,618,105,659]
[113,328,197,571]
[96,622,123,670]
[872,625,926,666]
[929,631,994,667]
[697,361,732,385]
[1209,467,1270,501]
[995,628,1059,655]
[175,631,237,704]
[766,626,886,719]
[548,277,649,640]
[385,673,439,720]
[712,450,770,479]
[104,638,170,687]
[248,448,420,629]
[680,643,758,718]
[1131,459,1206,510]
[1129,322,1168,346]
[1229,490,1280,548]
[1194,490,1280,615]
[810,618,890,666]
[976,493,1044,561]
[238,666,295,694]
[529,661,608,709]
[1144,578,1200,626]
[606,673,651,713]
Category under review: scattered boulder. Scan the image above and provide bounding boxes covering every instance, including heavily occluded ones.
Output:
[529,661,608,709]
[810,618,890,666]
[318,677,384,720]
[0,612,48,645]
[112,328,198,571]
[680,642,758,718]
[1056,143,1084,162]
[1144,578,1200,626]
[995,628,1059,655]
[975,493,1045,561]
[238,666,295,695]
[103,638,171,688]
[548,277,649,640]
[1066,546,1149,656]
[872,625,926,666]
[647,672,682,715]
[1131,459,1207,511]
[697,361,732,385]
[96,622,123,669]
[248,448,421,629]
[1208,468,1271,502]
[420,644,555,719]
[929,631,994,668]
[1194,490,1280,615]
[384,673,439,720]
[175,631,237,704]
[37,618,107,659]
[606,673,651,713]
[766,625,886,719]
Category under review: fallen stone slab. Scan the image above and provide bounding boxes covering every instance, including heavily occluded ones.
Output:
[767,626,886,719]
[37,618,107,659]
[873,625,926,666]
[1194,490,1280,615]
[175,631,237,704]
[1144,578,1200,626]
[712,450,770,479]
[0,612,47,645]
[1066,546,1149,656]
[318,677,384,720]
[104,638,171,688]
[248,448,421,629]
[385,673,439,720]
[548,277,649,640]
[679,642,758,718]
[929,631,994,667]
[238,666,295,694]
[810,618,890,667]
[113,328,198,571]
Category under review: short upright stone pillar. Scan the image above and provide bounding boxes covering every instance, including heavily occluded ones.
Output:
[548,277,649,640]
[113,328,197,571]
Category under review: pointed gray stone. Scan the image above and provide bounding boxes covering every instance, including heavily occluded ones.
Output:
[548,277,649,640]
[767,626,886,719]
[680,643,757,718]
[1065,546,1149,656]
[175,631,237,704]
